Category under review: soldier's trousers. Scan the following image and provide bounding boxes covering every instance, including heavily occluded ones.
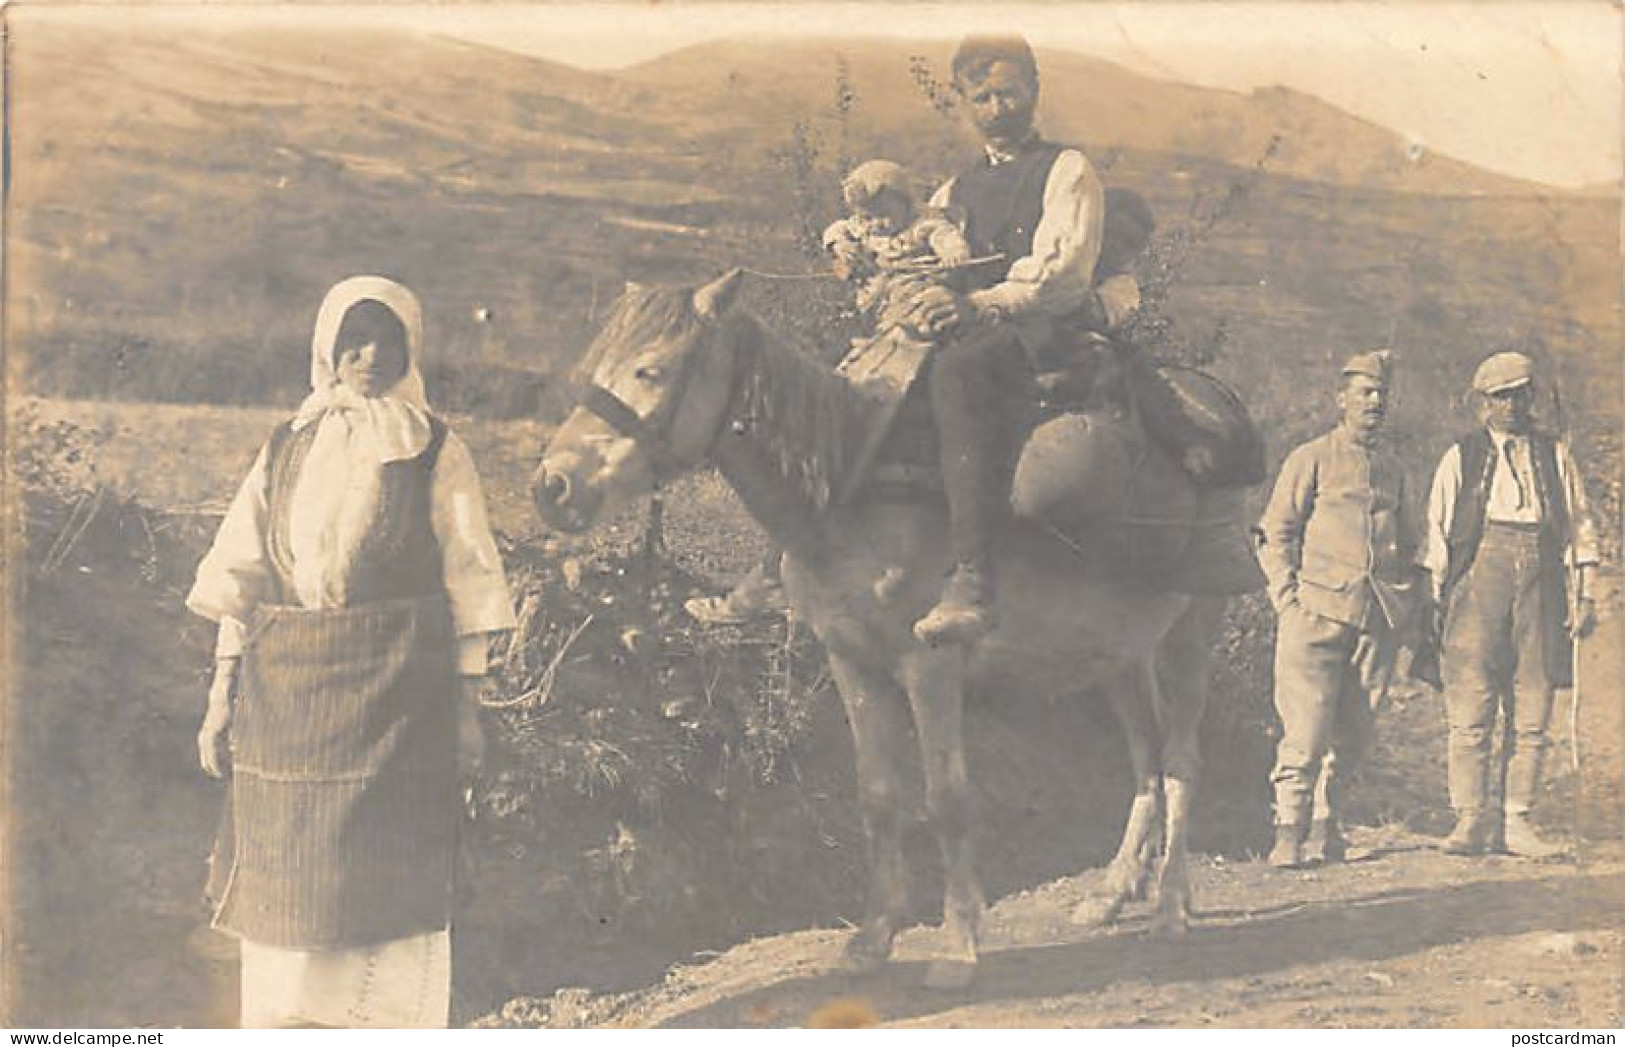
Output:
[1270,601,1397,827]
[1442,524,1555,816]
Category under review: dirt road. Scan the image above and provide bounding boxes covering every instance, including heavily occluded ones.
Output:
[536,838,1624,1029]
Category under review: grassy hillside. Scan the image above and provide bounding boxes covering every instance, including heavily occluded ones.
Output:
[624,38,1565,197]
[6,23,740,412]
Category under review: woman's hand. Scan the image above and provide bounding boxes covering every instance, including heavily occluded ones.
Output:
[198,658,238,779]
[458,677,492,779]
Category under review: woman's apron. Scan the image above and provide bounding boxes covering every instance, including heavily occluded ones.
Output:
[208,418,460,949]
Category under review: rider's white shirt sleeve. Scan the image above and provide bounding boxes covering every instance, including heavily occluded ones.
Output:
[968,149,1104,320]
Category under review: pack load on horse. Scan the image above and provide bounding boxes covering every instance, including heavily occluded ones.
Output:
[829,178,1265,598]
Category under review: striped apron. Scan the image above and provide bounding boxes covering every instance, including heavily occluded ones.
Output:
[209,596,459,947]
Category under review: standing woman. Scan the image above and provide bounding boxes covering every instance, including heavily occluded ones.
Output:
[187,276,516,1027]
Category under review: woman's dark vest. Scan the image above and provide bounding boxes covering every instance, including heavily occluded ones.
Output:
[261,414,448,605]
[1442,427,1572,685]
[947,139,1067,292]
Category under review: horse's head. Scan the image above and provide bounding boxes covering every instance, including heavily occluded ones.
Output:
[533,269,745,533]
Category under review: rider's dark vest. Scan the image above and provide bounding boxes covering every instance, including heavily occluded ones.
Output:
[1442,427,1572,686]
[946,139,1068,291]
[262,414,448,606]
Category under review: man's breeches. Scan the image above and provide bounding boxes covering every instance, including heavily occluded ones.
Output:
[928,323,1035,568]
[1270,601,1396,826]
[1442,525,1555,815]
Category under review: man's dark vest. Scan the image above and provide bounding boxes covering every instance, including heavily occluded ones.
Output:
[1443,427,1572,684]
[947,139,1067,291]
[262,414,448,605]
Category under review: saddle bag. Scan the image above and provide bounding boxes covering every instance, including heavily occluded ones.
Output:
[1009,409,1263,595]
[1129,360,1266,489]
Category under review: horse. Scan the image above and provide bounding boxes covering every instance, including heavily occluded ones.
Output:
[531,269,1227,989]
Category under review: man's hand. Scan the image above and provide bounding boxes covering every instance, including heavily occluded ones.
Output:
[1096,274,1143,329]
[902,284,970,339]
[1408,596,1446,691]
[1569,597,1597,640]
[198,659,238,779]
[458,677,493,779]
[1268,578,1300,616]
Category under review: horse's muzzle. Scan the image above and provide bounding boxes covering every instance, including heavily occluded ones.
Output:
[532,462,594,533]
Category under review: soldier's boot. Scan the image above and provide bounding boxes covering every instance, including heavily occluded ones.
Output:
[1501,811,1567,859]
[1267,823,1309,869]
[1306,816,1349,865]
[1442,809,1493,856]
[915,562,997,647]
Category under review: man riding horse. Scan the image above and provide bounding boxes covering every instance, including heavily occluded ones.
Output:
[533,35,1263,981]
[907,35,1140,646]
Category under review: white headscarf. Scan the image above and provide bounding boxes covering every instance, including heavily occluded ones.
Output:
[291,276,434,462]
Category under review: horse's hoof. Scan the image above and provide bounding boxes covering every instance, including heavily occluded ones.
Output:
[1148,907,1191,940]
[1070,894,1127,928]
[924,957,977,992]
[842,930,894,974]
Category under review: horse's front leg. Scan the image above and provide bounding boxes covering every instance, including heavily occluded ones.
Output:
[901,648,983,990]
[826,652,913,973]
[1149,596,1222,938]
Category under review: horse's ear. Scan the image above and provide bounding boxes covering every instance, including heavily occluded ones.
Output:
[694,268,745,319]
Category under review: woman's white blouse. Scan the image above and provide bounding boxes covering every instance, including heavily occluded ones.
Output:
[187,414,516,675]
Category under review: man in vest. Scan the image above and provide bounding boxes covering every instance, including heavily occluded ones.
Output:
[1256,350,1421,868]
[907,35,1138,646]
[1421,351,1599,858]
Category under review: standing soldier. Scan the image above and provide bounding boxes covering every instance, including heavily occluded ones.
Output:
[1257,350,1421,869]
[1420,352,1599,858]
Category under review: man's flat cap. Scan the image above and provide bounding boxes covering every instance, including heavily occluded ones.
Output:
[1472,351,1535,394]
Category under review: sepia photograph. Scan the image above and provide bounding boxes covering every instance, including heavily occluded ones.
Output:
[2,0,1620,1029]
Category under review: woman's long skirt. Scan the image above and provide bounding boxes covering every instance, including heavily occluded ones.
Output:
[208,596,461,1027]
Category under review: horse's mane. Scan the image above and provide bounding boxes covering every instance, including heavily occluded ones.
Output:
[726,311,880,519]
[588,284,882,552]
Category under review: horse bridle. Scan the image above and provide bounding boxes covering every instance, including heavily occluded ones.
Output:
[574,320,740,489]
